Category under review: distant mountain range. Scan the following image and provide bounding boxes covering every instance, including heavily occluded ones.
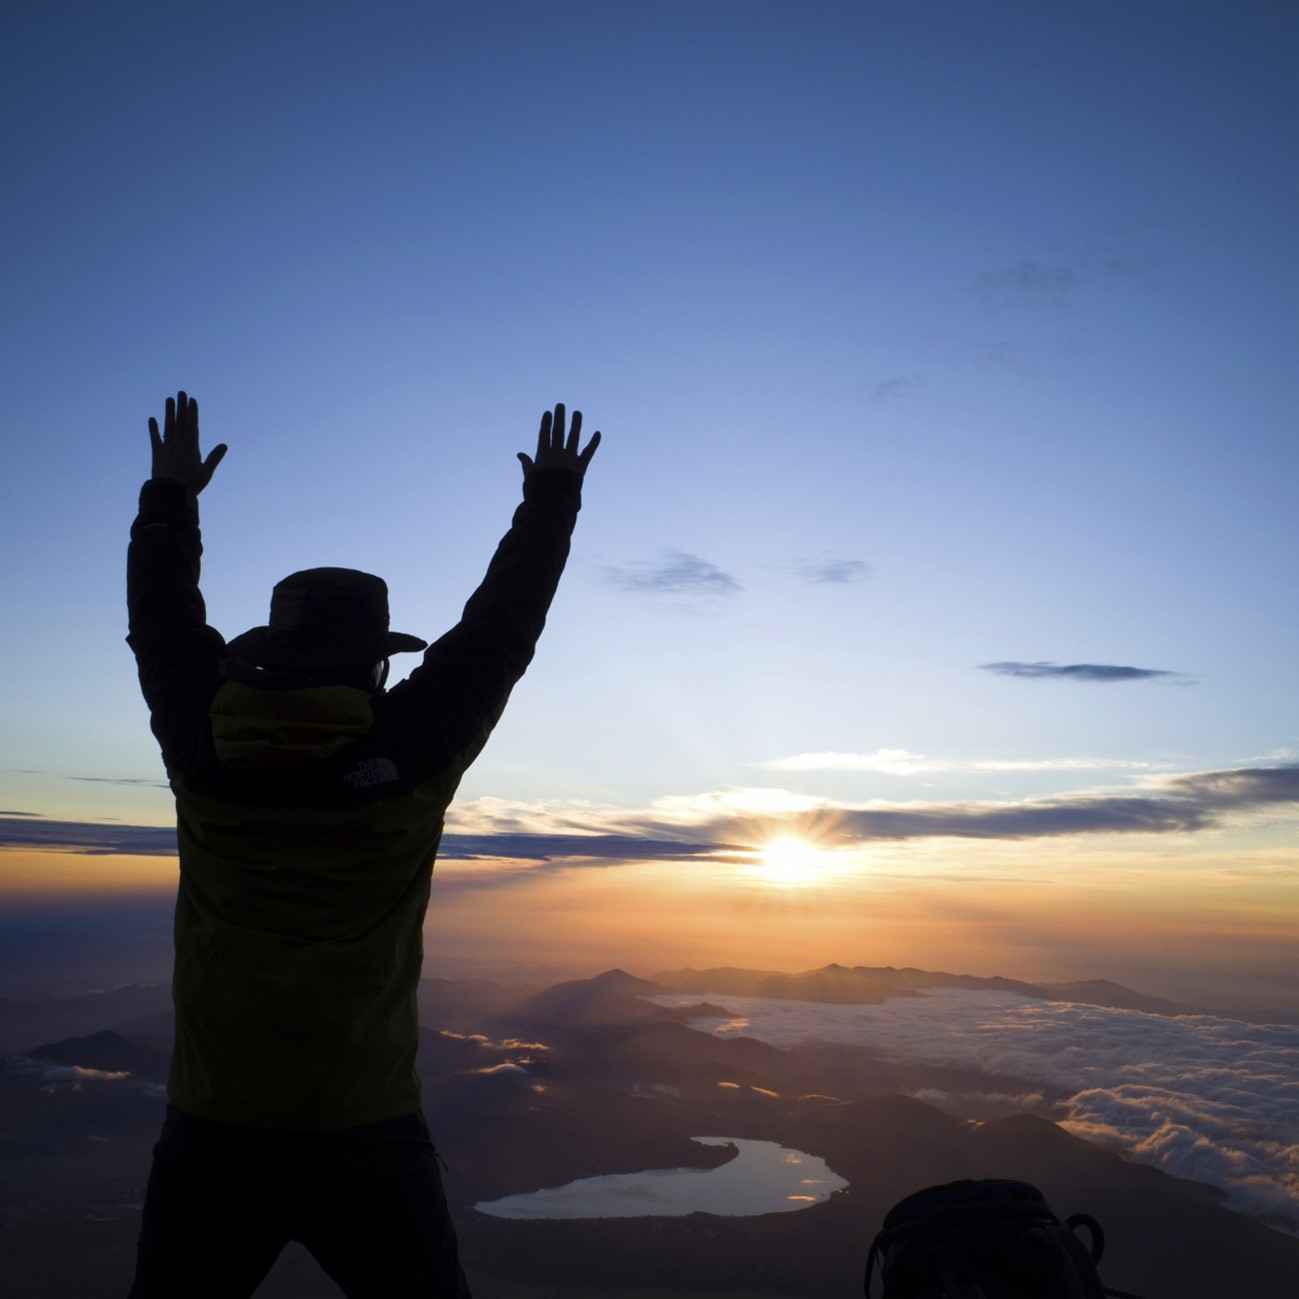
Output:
[3,965,1297,1298]
[650,963,1205,1016]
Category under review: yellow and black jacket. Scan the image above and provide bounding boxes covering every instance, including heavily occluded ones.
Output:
[127,470,582,1130]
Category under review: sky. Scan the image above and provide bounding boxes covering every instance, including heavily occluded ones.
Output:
[2,1,1297,1008]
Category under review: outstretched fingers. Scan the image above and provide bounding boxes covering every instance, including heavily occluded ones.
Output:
[520,402,600,478]
[148,390,226,493]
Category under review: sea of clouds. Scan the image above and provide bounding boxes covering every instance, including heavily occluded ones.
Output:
[647,989,1299,1233]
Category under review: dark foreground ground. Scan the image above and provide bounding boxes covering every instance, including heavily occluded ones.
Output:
[3,971,1298,1297]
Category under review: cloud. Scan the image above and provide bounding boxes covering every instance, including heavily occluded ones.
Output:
[758,750,1157,775]
[759,749,937,775]
[437,833,741,865]
[981,661,1180,683]
[647,988,1299,1232]
[795,557,873,585]
[606,550,741,597]
[966,241,1158,319]
[0,816,178,855]
[967,254,1148,315]
[67,775,169,789]
[970,259,1083,312]
[753,766,1299,844]
[8,767,168,791]
[7,764,1297,879]
[581,765,1299,846]
[870,377,916,402]
[0,814,740,868]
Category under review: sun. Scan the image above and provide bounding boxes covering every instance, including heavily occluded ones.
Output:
[752,837,827,887]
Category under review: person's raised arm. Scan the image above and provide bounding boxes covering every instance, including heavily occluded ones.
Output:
[128,391,229,763]
[385,402,600,778]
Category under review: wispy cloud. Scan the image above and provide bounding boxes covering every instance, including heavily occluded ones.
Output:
[67,775,169,789]
[7,764,1296,876]
[969,259,1082,312]
[437,833,740,864]
[659,766,1299,845]
[460,765,1299,849]
[981,661,1181,683]
[968,254,1149,314]
[0,814,741,868]
[606,550,741,597]
[0,817,178,855]
[870,377,917,402]
[795,556,873,585]
[758,749,1158,775]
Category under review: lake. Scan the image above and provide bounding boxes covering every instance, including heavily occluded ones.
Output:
[475,1136,847,1219]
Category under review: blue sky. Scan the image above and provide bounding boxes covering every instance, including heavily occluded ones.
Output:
[2,1,1296,989]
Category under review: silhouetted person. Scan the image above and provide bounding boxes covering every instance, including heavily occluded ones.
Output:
[126,392,599,1298]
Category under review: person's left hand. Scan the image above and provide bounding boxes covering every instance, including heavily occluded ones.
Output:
[149,390,227,495]
[518,403,601,480]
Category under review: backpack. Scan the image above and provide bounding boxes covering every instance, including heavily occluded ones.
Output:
[864,1178,1114,1299]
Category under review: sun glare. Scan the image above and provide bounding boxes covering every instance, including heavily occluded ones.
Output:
[752,837,828,887]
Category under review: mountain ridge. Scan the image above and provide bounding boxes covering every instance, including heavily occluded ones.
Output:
[650,963,1206,1017]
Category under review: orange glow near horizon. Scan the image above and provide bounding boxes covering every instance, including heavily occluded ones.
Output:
[0,849,177,898]
[3,838,1298,1009]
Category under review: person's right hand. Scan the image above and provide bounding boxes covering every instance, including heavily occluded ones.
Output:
[518,403,600,480]
[149,390,227,495]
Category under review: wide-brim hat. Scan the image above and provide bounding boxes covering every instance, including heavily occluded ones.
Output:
[226,567,427,669]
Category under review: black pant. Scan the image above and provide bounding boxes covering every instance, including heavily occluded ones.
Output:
[128,1106,472,1298]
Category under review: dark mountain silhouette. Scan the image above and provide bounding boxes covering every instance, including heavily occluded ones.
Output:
[508,967,673,1026]
[1032,976,1194,1015]
[653,963,1206,1016]
[27,1029,170,1081]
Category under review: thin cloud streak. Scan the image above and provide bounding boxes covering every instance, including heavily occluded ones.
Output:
[0,818,178,856]
[795,557,873,585]
[606,550,741,596]
[6,764,1297,877]
[660,766,1299,845]
[981,661,1181,683]
[967,253,1149,314]
[0,815,741,867]
[458,765,1299,855]
[870,376,916,402]
[969,258,1082,312]
[758,749,1158,775]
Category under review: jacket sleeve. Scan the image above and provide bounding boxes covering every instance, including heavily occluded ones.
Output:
[126,478,227,772]
[381,467,583,782]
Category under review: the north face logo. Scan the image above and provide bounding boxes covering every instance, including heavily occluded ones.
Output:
[342,757,399,789]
